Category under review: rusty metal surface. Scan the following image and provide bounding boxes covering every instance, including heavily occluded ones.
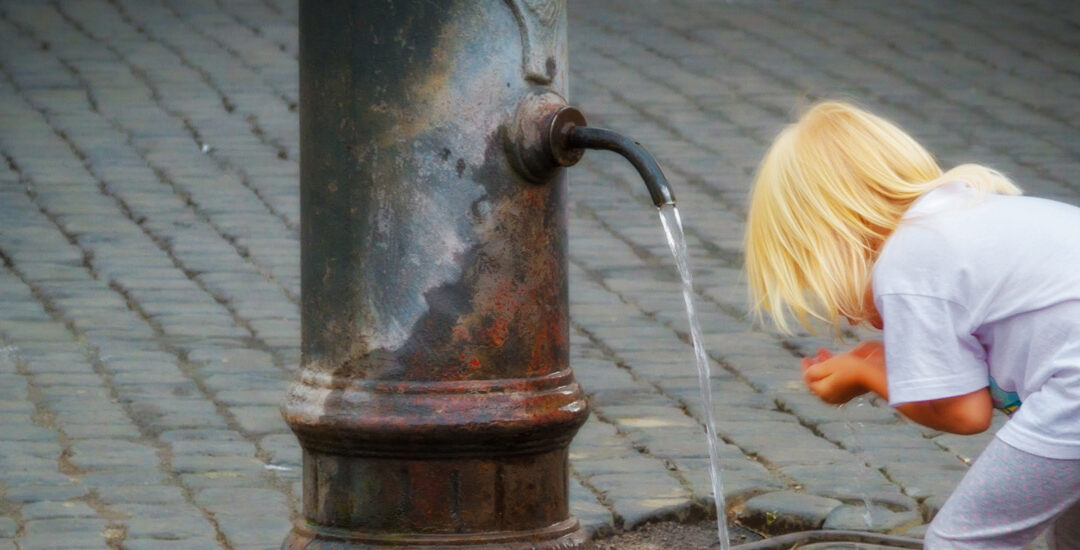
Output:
[285,0,586,547]
[285,368,587,457]
[297,0,569,384]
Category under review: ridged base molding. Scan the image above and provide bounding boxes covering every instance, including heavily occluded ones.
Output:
[282,517,587,549]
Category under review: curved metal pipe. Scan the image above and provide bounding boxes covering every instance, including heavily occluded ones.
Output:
[567,126,676,207]
[732,529,923,549]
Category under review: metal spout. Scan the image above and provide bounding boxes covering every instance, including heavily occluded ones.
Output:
[509,100,676,207]
[567,125,676,207]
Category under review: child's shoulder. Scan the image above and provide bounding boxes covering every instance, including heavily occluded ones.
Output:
[874,212,968,299]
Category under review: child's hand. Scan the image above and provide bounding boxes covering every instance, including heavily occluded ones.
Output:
[800,341,885,405]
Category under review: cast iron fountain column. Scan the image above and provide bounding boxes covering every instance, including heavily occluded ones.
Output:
[283,1,589,548]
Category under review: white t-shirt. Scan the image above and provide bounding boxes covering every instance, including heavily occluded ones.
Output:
[873,181,1080,459]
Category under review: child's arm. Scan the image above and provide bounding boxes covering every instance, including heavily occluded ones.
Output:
[802,341,993,435]
[893,389,992,435]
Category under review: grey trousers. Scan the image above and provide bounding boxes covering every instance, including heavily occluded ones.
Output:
[925,437,1080,549]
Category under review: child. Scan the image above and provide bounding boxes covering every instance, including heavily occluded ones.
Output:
[744,100,1080,548]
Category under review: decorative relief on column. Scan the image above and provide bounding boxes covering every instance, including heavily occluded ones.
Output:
[505,0,565,84]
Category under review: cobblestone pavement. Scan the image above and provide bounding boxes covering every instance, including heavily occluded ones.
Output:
[0,0,1077,548]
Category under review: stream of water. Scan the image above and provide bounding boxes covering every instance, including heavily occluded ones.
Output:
[658,204,730,550]
[839,396,875,527]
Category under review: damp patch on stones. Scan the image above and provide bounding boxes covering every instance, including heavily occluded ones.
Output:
[583,520,763,550]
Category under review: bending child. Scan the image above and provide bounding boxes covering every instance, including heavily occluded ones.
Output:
[744,100,1080,549]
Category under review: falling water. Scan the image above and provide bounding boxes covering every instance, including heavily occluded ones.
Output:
[839,396,874,527]
[658,204,730,550]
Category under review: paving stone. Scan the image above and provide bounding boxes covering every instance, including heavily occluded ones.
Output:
[629,431,721,461]
[920,493,950,523]
[68,439,160,470]
[617,496,697,530]
[777,392,900,427]
[932,431,995,464]
[259,433,300,469]
[79,470,170,490]
[0,423,59,442]
[227,404,289,435]
[95,484,187,505]
[678,458,784,503]
[585,471,696,529]
[23,517,110,536]
[113,504,216,539]
[20,500,98,520]
[180,471,265,489]
[158,429,248,443]
[214,389,282,406]
[902,522,929,538]
[738,491,844,535]
[0,518,15,538]
[216,515,293,547]
[169,439,257,457]
[2,483,90,503]
[122,538,222,550]
[62,422,142,439]
[571,476,614,535]
[823,503,921,533]
[170,455,265,475]
[0,469,72,487]
[193,487,288,513]
[779,464,900,500]
[16,534,109,549]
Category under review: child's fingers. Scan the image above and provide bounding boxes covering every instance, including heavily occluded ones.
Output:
[802,362,827,383]
[806,377,836,403]
[816,347,833,362]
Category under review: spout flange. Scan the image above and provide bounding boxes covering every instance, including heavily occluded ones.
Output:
[507,90,586,183]
[546,105,586,167]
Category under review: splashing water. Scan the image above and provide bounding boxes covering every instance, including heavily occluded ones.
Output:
[839,396,874,527]
[658,205,730,550]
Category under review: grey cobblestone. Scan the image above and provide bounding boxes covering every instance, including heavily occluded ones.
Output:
[823,503,921,534]
[738,491,844,535]
[0,0,1076,547]
[0,518,14,538]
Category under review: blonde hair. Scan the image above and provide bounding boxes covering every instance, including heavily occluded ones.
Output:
[744,101,1020,334]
